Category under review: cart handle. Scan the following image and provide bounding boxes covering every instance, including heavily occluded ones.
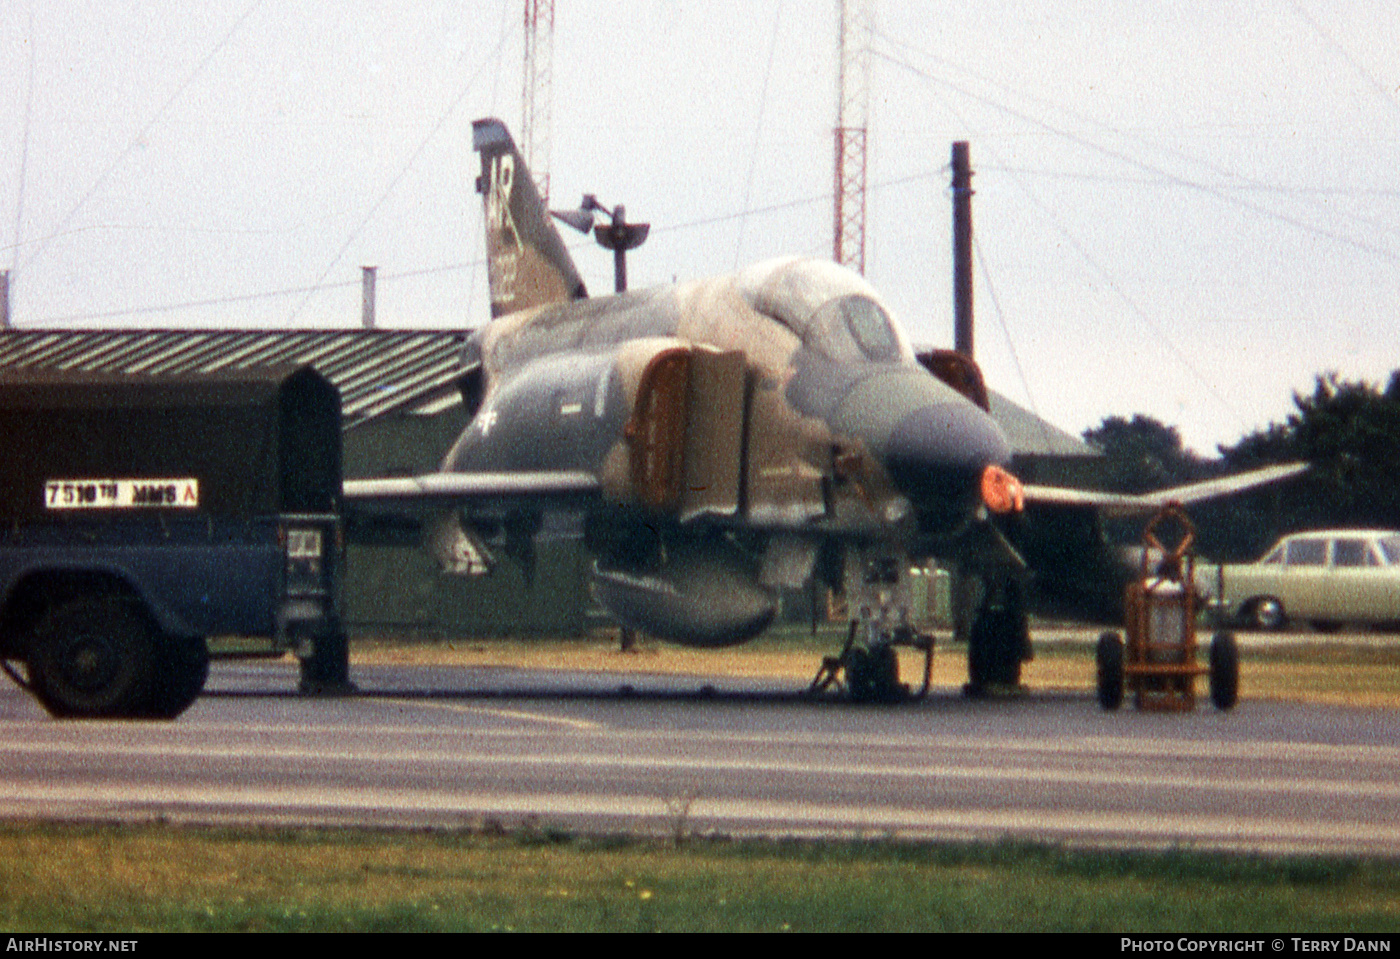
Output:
[1141,503,1195,574]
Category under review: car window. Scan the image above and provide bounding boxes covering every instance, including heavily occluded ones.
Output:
[1381,537,1400,565]
[1285,539,1327,566]
[1261,545,1284,565]
[1333,539,1376,568]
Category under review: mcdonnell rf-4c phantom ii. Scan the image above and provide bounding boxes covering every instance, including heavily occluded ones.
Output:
[345,119,1305,701]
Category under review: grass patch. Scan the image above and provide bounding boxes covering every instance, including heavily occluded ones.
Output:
[348,625,1400,708]
[2,822,1399,933]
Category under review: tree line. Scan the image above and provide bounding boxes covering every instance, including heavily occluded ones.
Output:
[1083,372,1400,560]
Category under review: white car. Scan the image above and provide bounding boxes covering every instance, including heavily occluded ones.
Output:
[1202,530,1400,631]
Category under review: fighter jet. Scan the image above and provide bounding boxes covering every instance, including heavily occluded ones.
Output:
[345,118,1304,701]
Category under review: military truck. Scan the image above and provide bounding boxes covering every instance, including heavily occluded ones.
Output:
[0,366,344,718]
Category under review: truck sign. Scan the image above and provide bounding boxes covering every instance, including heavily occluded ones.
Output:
[45,478,200,510]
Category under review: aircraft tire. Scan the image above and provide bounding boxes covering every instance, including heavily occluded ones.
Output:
[1209,631,1240,711]
[1095,631,1124,711]
[967,586,1027,690]
[847,646,902,703]
[27,596,159,719]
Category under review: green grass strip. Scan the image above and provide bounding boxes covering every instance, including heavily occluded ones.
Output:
[2,822,1399,933]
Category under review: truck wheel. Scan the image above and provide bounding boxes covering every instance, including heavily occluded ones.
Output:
[28,597,158,719]
[1095,631,1124,711]
[144,640,210,719]
[1209,631,1240,711]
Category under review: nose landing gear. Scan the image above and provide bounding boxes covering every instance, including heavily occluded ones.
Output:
[809,618,935,702]
[807,548,936,703]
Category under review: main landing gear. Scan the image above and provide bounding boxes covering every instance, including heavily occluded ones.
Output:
[965,576,1032,696]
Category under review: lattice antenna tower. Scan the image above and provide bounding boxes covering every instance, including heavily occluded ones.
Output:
[522,0,555,202]
[833,0,872,273]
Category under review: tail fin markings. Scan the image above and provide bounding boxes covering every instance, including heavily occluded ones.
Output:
[472,118,587,318]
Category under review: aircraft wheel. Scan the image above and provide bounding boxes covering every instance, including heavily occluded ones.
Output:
[27,596,158,719]
[1247,597,1286,632]
[847,646,903,703]
[967,584,1028,691]
[1095,631,1124,711]
[143,639,210,719]
[1209,631,1240,711]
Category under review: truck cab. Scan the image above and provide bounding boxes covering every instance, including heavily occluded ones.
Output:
[0,366,344,718]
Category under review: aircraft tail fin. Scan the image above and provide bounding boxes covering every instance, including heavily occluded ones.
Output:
[472,118,587,318]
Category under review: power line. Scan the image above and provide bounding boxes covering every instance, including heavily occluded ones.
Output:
[734,1,784,269]
[875,42,1245,431]
[1286,0,1400,127]
[284,28,512,325]
[18,2,267,274]
[30,258,487,326]
[980,164,1400,198]
[872,39,1400,264]
[973,233,1053,453]
[9,2,34,277]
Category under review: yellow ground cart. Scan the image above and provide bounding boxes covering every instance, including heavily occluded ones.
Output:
[1096,505,1240,712]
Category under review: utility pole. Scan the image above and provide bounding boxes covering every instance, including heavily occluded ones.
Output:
[594,205,649,293]
[361,266,377,329]
[0,270,9,329]
[951,141,974,358]
[552,195,649,293]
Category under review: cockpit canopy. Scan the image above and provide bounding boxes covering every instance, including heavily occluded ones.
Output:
[737,258,914,365]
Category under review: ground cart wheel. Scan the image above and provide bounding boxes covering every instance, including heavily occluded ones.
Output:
[1209,631,1240,711]
[1095,631,1124,711]
[27,596,159,719]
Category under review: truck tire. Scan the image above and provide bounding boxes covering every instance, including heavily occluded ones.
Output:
[144,640,210,719]
[28,596,158,719]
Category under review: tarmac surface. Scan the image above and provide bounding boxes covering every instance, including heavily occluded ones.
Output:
[2,649,1398,856]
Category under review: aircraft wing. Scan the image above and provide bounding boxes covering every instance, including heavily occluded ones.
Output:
[345,470,598,502]
[343,470,601,525]
[1022,462,1308,517]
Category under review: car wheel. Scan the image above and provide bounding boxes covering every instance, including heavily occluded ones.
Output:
[1248,597,1286,631]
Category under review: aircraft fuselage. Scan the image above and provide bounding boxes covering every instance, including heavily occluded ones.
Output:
[449,257,1011,541]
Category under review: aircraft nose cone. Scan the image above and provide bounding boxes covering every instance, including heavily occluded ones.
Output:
[884,399,1012,509]
[826,366,1012,524]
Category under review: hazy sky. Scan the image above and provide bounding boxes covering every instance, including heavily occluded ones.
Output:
[3,1,1399,453]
